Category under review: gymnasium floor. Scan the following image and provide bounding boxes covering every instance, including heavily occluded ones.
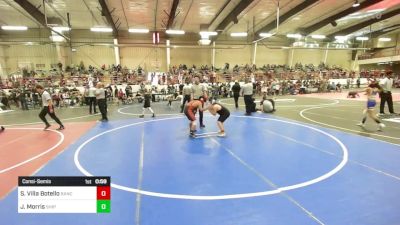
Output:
[1,91,400,225]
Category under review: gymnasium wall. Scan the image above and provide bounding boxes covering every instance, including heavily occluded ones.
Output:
[326,50,353,69]
[290,49,324,66]
[120,46,167,71]
[3,44,58,73]
[170,47,211,67]
[256,47,288,65]
[214,45,252,68]
[0,42,356,75]
[70,45,115,68]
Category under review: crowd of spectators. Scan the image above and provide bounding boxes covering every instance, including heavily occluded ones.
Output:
[1,61,399,111]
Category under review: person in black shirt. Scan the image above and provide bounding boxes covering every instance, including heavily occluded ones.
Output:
[231,80,241,108]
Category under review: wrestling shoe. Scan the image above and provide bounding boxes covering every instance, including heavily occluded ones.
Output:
[378,123,386,131]
[217,132,226,137]
[356,123,365,128]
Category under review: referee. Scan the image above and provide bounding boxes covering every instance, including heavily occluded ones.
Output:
[379,72,395,115]
[191,76,206,128]
[180,80,192,113]
[240,78,255,115]
[35,85,65,130]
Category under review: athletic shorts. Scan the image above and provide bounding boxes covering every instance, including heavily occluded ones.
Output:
[218,111,230,123]
[144,100,150,108]
[367,100,376,109]
[184,106,196,121]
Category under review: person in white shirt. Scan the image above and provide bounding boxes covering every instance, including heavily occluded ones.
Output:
[181,80,192,113]
[240,78,255,115]
[191,76,207,128]
[35,85,64,130]
[87,85,97,114]
[379,72,395,115]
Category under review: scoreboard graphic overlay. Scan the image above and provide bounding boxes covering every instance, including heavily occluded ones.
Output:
[18,177,110,213]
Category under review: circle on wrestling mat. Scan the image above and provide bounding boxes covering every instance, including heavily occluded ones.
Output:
[74,116,348,200]
[263,100,273,113]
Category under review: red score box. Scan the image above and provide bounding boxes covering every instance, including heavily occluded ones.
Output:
[97,186,111,200]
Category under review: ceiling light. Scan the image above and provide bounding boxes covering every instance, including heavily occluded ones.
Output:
[50,35,65,42]
[259,33,273,38]
[199,31,217,36]
[1,25,28,31]
[311,35,326,39]
[286,34,302,39]
[305,43,319,48]
[378,37,391,42]
[352,1,360,7]
[230,32,248,37]
[335,36,348,41]
[293,41,305,47]
[356,36,369,41]
[90,27,113,32]
[129,28,149,33]
[52,26,70,32]
[166,29,185,35]
[198,39,211,45]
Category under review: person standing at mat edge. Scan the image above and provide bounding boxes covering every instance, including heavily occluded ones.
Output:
[241,78,255,115]
[35,85,64,131]
[96,82,108,122]
[181,79,192,113]
[379,72,395,115]
[191,76,207,128]
[231,80,241,109]
[139,89,155,118]
[87,84,97,114]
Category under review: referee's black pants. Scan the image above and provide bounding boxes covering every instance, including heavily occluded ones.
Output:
[380,92,394,114]
[88,97,97,114]
[233,94,240,108]
[244,95,254,114]
[97,99,108,120]
[39,106,63,126]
